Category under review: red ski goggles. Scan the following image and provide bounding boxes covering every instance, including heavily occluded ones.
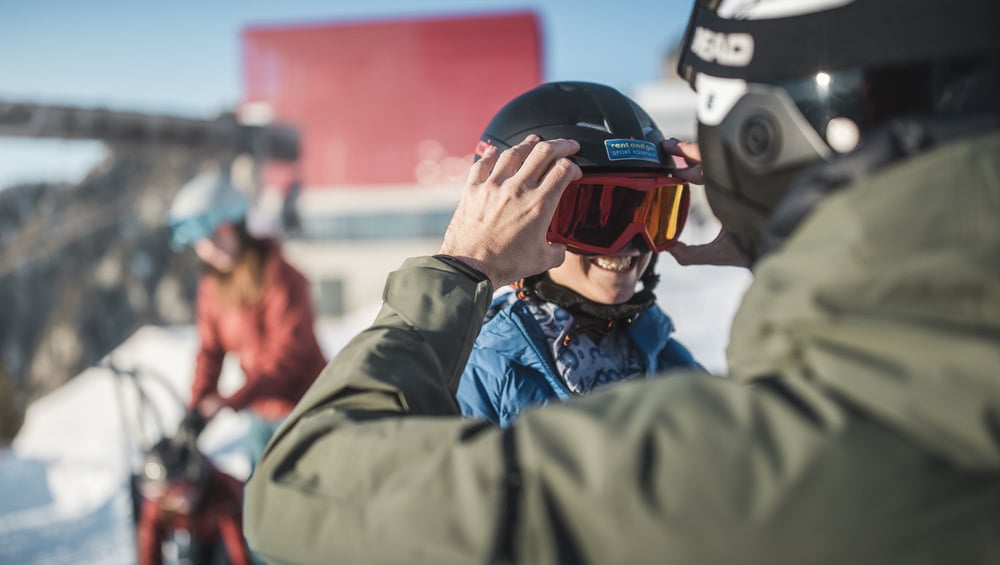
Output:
[547,173,690,255]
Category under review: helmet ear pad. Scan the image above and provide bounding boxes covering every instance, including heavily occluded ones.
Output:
[698,86,832,259]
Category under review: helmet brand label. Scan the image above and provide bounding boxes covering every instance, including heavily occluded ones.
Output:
[690,27,754,67]
[605,139,659,162]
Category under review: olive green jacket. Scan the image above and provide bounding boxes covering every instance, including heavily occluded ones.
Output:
[245,131,1000,564]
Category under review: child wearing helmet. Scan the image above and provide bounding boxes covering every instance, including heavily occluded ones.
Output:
[455,82,704,426]
[166,170,327,469]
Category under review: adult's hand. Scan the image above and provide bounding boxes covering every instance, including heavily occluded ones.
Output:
[662,138,751,268]
[662,138,704,185]
[439,135,583,287]
[668,229,751,268]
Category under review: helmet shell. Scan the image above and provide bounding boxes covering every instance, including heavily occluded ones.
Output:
[167,170,248,251]
[479,81,671,173]
[677,0,1000,259]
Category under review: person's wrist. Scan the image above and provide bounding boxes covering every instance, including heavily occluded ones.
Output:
[432,254,492,285]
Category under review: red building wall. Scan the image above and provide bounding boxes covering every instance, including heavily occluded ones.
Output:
[242,11,543,189]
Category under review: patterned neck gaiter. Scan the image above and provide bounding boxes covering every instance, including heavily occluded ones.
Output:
[523,299,645,395]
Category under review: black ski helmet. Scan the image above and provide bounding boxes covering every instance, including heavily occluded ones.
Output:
[477,81,672,174]
[677,0,1000,260]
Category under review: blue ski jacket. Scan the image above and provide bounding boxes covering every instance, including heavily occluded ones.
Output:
[456,293,702,426]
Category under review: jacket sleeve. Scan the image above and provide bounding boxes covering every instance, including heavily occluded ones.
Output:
[223,262,323,412]
[190,278,225,408]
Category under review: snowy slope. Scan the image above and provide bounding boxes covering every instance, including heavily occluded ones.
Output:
[0,312,380,565]
[0,325,241,564]
[0,229,750,564]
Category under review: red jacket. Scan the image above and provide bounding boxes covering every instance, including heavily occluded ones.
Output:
[137,468,250,565]
[189,241,326,420]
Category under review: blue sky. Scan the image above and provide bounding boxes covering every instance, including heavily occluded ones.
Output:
[0,0,696,186]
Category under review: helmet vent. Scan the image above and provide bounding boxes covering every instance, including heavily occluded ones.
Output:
[576,121,610,132]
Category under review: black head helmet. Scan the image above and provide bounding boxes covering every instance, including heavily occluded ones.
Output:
[677,0,1000,260]
[477,81,672,174]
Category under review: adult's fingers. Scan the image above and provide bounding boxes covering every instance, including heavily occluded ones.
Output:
[535,153,582,218]
[489,134,540,184]
[667,229,751,268]
[525,152,580,277]
[662,138,702,164]
[663,138,704,185]
[672,166,704,186]
[467,143,499,186]
[540,241,568,274]
[514,138,581,188]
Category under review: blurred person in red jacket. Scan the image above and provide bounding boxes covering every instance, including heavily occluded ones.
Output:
[167,169,327,470]
[137,427,250,565]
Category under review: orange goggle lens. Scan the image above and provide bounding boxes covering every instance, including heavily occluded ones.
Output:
[547,174,690,255]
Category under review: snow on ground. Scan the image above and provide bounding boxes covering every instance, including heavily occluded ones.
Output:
[0,226,751,564]
[0,311,380,565]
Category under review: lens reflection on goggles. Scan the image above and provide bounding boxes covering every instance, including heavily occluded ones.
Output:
[548,177,688,254]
